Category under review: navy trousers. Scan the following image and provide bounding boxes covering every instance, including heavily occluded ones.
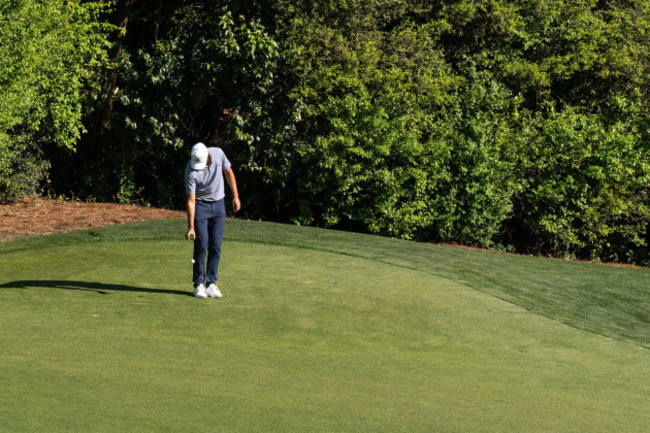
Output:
[193,199,226,286]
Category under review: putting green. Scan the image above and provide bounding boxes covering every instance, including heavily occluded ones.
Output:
[0,219,648,432]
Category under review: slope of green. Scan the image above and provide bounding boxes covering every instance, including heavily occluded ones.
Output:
[0,219,648,432]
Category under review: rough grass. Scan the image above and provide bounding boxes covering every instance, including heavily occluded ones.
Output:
[1,219,648,432]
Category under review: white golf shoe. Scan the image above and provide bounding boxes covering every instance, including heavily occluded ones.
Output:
[194,284,207,298]
[206,283,222,298]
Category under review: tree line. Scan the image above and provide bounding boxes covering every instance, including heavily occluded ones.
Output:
[1,0,649,265]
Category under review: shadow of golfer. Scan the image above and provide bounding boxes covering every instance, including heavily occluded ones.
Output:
[0,280,192,297]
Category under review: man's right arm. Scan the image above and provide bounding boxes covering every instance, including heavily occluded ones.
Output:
[185,193,196,240]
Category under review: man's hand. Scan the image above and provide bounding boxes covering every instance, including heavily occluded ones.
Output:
[232,197,241,213]
[186,227,196,241]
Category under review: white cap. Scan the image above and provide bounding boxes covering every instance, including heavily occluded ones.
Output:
[190,142,208,170]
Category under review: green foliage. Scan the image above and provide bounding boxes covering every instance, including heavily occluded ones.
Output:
[120,6,278,149]
[226,0,649,263]
[424,73,519,246]
[0,0,112,202]
[52,2,280,208]
[249,3,519,247]
[0,135,50,203]
[509,100,650,265]
[25,0,649,265]
[434,0,650,111]
[262,10,429,232]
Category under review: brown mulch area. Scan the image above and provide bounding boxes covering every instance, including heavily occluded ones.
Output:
[1,197,184,243]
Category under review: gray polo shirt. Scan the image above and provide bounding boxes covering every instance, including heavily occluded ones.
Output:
[184,147,231,201]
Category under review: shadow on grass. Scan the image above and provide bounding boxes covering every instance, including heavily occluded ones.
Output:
[0,280,192,297]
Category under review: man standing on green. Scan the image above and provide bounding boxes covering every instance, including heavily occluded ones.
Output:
[185,142,240,298]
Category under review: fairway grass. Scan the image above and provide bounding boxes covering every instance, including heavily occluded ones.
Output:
[1,219,648,432]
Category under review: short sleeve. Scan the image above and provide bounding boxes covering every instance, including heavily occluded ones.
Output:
[185,169,196,194]
[221,150,231,170]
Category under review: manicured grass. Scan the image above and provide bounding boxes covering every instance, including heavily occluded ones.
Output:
[1,219,648,432]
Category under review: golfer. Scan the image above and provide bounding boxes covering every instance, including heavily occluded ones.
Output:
[185,142,240,298]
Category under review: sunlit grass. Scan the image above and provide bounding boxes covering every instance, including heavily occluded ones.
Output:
[1,219,648,432]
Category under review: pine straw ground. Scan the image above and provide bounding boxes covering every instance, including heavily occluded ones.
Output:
[0,197,184,243]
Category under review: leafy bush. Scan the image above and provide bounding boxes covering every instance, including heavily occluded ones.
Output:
[422,73,519,246]
[0,136,50,202]
[506,101,650,265]
[0,0,112,202]
[247,7,519,247]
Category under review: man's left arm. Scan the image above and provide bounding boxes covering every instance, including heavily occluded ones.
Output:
[224,168,241,212]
